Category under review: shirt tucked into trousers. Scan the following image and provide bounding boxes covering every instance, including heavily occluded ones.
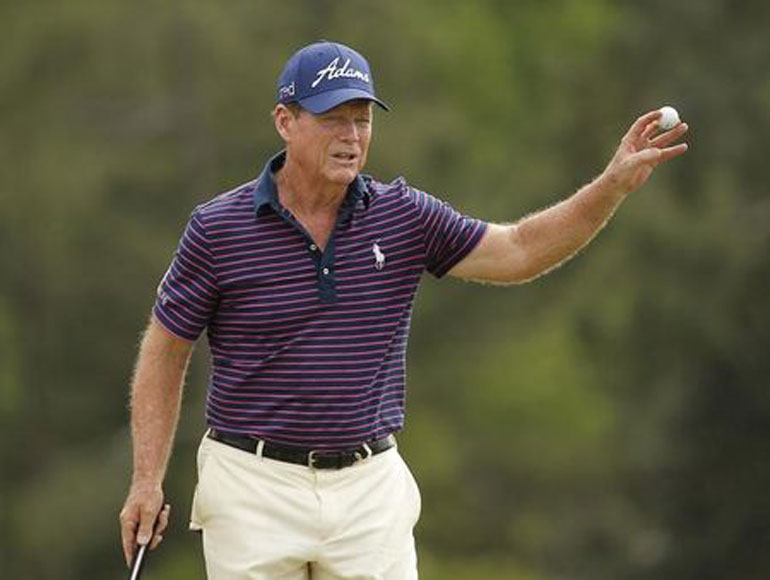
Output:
[154,152,487,578]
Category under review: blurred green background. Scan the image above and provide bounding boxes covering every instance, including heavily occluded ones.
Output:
[2,0,769,578]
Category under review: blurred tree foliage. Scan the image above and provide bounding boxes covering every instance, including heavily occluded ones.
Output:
[1,0,768,578]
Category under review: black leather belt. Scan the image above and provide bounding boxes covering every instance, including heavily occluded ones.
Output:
[207,429,396,469]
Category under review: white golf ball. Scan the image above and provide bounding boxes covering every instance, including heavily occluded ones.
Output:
[658,106,681,130]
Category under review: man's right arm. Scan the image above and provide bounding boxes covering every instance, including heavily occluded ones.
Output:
[119,316,194,567]
[448,110,688,284]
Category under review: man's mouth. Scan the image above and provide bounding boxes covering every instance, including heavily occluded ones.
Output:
[332,152,357,162]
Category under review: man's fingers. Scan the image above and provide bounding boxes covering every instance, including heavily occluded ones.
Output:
[651,122,689,148]
[137,504,161,546]
[119,507,140,567]
[120,486,164,567]
[122,534,135,567]
[150,504,171,550]
[156,503,171,535]
[658,142,689,162]
[628,142,688,169]
[641,120,659,142]
[121,524,137,566]
[624,109,663,143]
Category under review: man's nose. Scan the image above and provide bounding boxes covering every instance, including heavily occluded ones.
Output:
[339,119,358,141]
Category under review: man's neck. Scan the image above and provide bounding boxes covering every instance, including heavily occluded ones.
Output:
[275,159,348,218]
[274,156,355,251]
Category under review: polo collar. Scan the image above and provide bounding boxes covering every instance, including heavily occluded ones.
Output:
[253,151,370,216]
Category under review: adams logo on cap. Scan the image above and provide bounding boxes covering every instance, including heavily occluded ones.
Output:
[311,57,370,89]
[275,41,390,114]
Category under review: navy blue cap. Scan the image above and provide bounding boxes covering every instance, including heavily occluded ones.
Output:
[276,41,390,114]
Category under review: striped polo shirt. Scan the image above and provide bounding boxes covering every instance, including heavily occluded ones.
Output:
[154,151,487,449]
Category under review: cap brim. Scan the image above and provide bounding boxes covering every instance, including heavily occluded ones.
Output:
[299,88,390,114]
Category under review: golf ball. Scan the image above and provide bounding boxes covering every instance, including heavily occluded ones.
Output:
[658,106,681,130]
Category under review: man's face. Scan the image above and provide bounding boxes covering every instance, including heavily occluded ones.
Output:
[278,100,373,187]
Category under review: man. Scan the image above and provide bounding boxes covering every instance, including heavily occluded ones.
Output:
[119,41,688,578]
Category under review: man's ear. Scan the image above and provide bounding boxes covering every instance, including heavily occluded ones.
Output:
[273,105,295,142]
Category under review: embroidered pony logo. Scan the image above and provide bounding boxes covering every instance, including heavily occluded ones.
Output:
[372,242,385,270]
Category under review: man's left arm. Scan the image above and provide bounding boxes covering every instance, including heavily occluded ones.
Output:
[449,110,689,284]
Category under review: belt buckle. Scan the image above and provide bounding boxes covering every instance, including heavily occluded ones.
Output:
[307,449,328,469]
[307,450,344,469]
[354,443,373,462]
[308,444,372,469]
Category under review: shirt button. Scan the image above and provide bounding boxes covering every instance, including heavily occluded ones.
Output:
[309,244,317,252]
[322,268,330,275]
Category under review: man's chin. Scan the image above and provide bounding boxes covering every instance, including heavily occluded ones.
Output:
[325,168,359,186]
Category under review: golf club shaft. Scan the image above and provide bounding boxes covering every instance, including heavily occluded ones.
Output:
[128,541,149,580]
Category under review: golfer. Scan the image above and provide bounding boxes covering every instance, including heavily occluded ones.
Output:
[120,41,688,578]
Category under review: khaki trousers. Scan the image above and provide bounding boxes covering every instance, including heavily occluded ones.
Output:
[190,434,421,579]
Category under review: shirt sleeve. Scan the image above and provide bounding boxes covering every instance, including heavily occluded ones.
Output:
[410,187,488,278]
[153,209,219,341]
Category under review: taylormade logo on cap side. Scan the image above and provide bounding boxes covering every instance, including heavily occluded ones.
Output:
[311,57,370,89]
[279,82,296,100]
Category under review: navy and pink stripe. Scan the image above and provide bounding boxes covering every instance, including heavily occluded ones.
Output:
[154,152,487,449]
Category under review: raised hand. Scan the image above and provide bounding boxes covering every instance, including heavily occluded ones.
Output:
[602,109,689,194]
